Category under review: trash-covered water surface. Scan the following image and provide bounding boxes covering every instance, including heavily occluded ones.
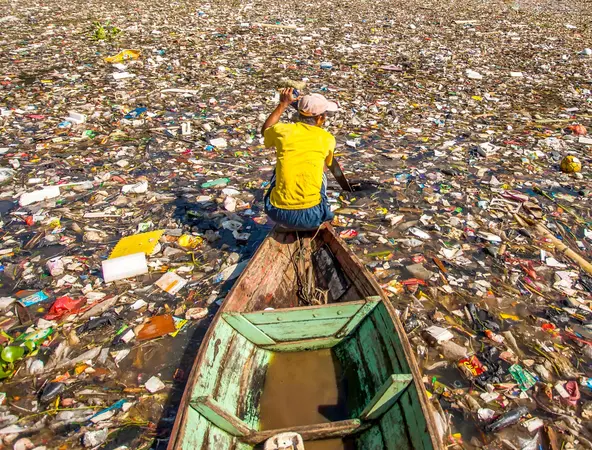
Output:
[0,0,591,447]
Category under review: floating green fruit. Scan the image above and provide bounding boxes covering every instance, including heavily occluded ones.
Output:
[0,364,13,380]
[1,346,24,364]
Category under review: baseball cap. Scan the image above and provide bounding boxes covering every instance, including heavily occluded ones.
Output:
[297,93,339,117]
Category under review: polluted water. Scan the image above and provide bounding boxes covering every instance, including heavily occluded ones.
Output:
[0,0,591,448]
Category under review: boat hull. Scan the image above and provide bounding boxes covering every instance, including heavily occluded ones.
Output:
[168,224,443,450]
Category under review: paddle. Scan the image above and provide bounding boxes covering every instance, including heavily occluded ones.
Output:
[328,158,353,192]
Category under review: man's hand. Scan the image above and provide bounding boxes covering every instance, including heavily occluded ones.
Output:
[279,88,298,107]
[262,88,300,136]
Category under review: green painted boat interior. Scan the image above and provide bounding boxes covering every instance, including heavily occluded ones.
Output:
[178,298,434,450]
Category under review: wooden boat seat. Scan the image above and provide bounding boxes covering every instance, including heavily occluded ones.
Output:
[222,296,382,351]
[190,373,413,445]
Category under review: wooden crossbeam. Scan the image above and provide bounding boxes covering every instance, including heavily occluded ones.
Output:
[360,374,413,420]
[191,396,253,437]
[244,419,365,445]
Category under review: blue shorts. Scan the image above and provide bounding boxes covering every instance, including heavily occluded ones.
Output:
[264,173,334,231]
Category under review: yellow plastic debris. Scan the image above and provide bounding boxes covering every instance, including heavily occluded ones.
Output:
[109,230,164,259]
[104,49,141,63]
[178,234,203,249]
[169,318,188,338]
[500,313,521,321]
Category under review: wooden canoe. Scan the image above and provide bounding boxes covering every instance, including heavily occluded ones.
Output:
[167,224,444,450]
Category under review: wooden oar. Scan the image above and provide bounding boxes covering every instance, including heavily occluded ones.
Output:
[514,213,592,275]
[328,158,353,192]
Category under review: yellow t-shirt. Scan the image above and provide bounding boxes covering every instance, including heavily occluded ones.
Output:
[264,123,335,210]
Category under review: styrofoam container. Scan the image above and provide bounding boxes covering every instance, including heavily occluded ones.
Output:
[102,253,148,283]
[19,186,61,206]
[66,111,87,125]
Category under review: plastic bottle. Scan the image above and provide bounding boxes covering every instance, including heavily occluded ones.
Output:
[484,406,529,432]
[40,382,65,403]
[485,330,505,344]
[0,168,15,185]
[121,180,148,194]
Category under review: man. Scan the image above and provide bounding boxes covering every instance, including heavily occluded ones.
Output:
[261,88,338,230]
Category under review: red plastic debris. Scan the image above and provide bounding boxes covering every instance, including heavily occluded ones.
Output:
[45,296,86,320]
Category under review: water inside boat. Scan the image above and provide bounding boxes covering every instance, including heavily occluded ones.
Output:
[259,350,350,450]
[259,350,348,430]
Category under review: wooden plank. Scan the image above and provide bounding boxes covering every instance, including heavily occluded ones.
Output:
[223,230,297,312]
[336,297,380,338]
[245,419,364,445]
[400,388,433,450]
[243,301,365,325]
[191,396,253,437]
[357,313,413,448]
[193,320,236,401]
[213,333,255,418]
[371,304,405,372]
[333,335,373,418]
[356,315,390,387]
[366,309,411,449]
[262,336,342,352]
[372,304,432,449]
[355,424,385,450]
[258,317,350,341]
[358,313,415,447]
[382,301,442,449]
[204,423,234,450]
[237,347,270,428]
[245,250,299,310]
[222,313,276,345]
[321,228,381,298]
[360,374,413,420]
[379,403,411,450]
[179,406,208,450]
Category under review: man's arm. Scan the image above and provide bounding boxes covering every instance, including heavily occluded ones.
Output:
[324,136,336,167]
[261,88,297,136]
